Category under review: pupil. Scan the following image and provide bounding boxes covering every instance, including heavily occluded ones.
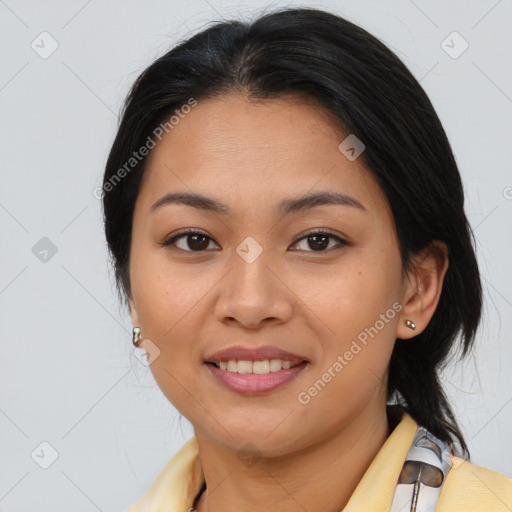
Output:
[309,235,328,251]
[188,234,209,251]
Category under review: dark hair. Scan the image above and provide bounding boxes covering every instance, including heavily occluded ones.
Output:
[103,6,482,457]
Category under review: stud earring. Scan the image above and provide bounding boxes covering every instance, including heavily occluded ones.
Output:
[405,319,416,331]
[418,283,424,293]
[132,327,142,347]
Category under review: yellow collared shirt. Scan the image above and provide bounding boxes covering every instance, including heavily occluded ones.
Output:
[125,412,512,511]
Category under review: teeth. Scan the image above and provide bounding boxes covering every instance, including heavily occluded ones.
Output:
[237,360,252,374]
[269,359,282,372]
[253,360,269,374]
[213,359,301,374]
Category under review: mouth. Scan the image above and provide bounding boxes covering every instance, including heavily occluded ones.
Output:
[203,359,309,395]
[202,344,310,395]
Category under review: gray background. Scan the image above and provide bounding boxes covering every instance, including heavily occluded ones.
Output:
[1,0,511,510]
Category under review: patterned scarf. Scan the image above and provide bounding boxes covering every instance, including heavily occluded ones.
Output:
[389,426,453,512]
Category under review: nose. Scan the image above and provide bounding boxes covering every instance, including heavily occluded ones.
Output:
[213,242,294,329]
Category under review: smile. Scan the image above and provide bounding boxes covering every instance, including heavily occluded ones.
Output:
[204,360,309,395]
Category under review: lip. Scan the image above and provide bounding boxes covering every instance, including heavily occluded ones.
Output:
[204,345,308,364]
[205,360,309,395]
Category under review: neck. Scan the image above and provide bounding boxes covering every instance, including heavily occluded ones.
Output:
[193,404,398,512]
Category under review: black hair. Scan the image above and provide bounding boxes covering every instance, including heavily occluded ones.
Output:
[102,6,482,458]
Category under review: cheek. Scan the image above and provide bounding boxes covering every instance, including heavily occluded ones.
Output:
[290,253,400,377]
[131,245,207,331]
[129,255,207,407]
[132,262,205,408]
[290,254,398,331]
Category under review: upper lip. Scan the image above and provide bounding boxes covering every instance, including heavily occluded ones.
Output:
[204,345,308,364]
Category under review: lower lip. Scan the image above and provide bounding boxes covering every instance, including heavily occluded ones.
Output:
[204,361,308,395]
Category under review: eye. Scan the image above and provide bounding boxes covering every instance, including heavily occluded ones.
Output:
[161,228,348,253]
[162,229,219,252]
[290,228,348,252]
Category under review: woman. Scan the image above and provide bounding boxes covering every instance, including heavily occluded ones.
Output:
[102,7,512,512]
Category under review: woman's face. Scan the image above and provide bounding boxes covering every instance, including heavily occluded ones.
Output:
[128,93,412,455]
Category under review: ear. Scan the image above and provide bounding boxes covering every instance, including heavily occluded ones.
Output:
[396,240,449,340]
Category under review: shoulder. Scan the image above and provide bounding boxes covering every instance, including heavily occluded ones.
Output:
[437,454,512,511]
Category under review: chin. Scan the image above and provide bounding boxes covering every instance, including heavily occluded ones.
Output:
[201,422,308,459]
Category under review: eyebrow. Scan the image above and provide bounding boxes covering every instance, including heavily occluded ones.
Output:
[149,190,367,217]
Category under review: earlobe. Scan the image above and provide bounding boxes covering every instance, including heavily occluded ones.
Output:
[396,240,449,340]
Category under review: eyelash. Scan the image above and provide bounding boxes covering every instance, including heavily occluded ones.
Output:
[161,228,349,254]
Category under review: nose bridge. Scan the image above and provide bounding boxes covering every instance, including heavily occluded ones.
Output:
[214,234,293,326]
[231,234,274,297]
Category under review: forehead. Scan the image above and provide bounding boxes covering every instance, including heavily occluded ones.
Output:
[138,92,389,219]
